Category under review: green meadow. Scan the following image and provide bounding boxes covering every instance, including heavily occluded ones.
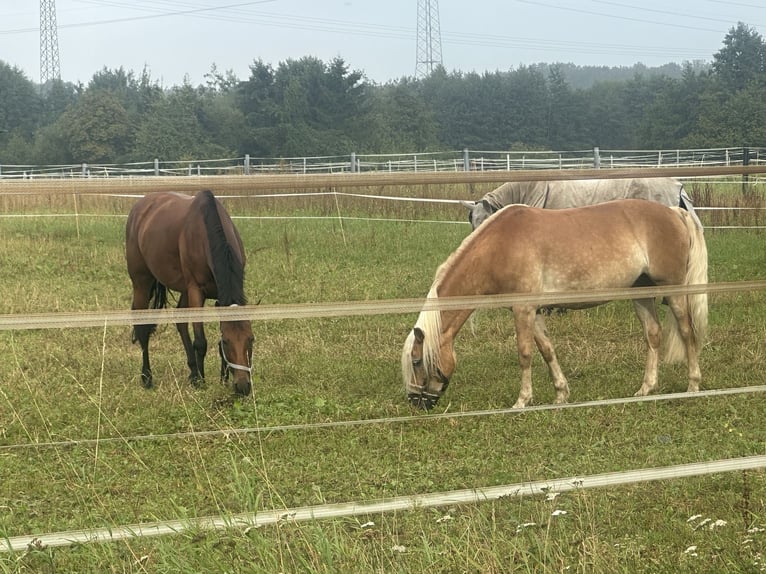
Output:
[0,179,765,573]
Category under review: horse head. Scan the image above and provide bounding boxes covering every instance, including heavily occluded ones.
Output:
[461,199,496,230]
[402,326,451,410]
[218,310,254,395]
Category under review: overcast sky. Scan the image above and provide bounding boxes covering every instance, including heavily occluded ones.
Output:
[1,1,763,87]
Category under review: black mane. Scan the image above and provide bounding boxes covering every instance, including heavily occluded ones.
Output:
[198,190,247,306]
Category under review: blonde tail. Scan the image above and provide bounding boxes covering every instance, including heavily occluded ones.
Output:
[664,210,708,362]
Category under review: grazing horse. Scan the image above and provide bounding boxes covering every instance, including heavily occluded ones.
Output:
[462,177,702,230]
[125,190,254,395]
[402,199,708,410]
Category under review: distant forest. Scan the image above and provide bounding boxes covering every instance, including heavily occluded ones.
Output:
[0,22,764,166]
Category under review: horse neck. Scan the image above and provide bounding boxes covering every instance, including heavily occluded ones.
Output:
[200,193,246,306]
[415,286,473,380]
[425,253,486,357]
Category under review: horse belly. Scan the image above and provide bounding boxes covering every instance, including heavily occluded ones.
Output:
[541,250,645,292]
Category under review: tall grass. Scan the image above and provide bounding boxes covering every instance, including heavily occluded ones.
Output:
[0,180,765,572]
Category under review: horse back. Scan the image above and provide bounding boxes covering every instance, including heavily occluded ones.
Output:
[473,199,691,292]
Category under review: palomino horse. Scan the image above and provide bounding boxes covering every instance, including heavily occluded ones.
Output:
[126,190,254,395]
[462,177,702,230]
[402,199,708,409]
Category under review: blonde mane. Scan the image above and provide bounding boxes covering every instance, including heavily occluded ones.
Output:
[401,220,497,388]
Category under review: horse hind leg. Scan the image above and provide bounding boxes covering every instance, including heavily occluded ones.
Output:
[664,295,702,393]
[533,314,569,404]
[130,279,157,388]
[632,298,662,396]
[511,306,538,408]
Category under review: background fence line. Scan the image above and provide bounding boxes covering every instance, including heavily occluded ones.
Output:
[1,146,765,179]
[2,165,766,196]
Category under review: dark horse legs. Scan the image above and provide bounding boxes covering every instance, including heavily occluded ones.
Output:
[132,287,209,387]
[133,320,155,388]
[129,275,157,388]
[175,292,208,384]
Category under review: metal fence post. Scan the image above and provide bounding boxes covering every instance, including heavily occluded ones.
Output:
[593,147,600,169]
[244,154,250,175]
[154,158,160,176]
[743,146,750,193]
[350,152,357,173]
[463,148,470,171]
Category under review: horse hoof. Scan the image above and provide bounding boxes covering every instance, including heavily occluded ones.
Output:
[141,374,153,389]
[188,375,206,388]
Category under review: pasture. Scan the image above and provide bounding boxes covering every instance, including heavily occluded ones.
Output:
[0,179,765,573]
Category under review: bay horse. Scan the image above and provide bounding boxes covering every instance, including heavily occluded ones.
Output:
[125,190,254,395]
[402,199,708,409]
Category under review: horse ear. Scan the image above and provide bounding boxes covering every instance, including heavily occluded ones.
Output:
[460,200,476,210]
[413,327,425,344]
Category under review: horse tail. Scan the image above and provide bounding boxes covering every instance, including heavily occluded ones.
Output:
[131,279,167,343]
[149,279,168,310]
[664,208,708,362]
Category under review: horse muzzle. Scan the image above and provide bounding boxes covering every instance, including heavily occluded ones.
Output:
[234,377,252,396]
[407,392,440,410]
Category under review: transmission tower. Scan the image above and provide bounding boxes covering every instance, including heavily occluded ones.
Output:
[415,0,443,78]
[40,0,61,83]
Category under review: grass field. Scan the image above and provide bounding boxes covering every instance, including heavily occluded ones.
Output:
[0,179,765,573]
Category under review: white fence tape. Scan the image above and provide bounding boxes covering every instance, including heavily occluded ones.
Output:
[5,454,766,552]
[0,281,763,331]
[2,384,764,453]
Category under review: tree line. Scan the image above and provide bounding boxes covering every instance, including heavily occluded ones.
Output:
[0,22,764,167]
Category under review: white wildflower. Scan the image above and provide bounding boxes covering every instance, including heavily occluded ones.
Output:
[709,519,728,530]
[516,522,536,533]
[391,545,407,554]
[687,514,703,523]
[436,514,453,523]
[749,527,766,534]
[360,521,375,529]
[545,492,560,502]
[684,545,698,557]
[551,509,568,517]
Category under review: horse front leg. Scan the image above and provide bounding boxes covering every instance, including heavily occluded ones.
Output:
[632,299,661,396]
[175,292,203,385]
[187,288,208,385]
[191,320,208,383]
[511,306,537,408]
[533,314,569,404]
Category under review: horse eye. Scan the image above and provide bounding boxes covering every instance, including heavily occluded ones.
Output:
[412,359,423,367]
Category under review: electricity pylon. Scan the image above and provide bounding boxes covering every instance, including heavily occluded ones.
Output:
[415,0,443,78]
[40,0,61,83]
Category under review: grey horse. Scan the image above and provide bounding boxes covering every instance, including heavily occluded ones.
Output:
[462,177,701,230]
